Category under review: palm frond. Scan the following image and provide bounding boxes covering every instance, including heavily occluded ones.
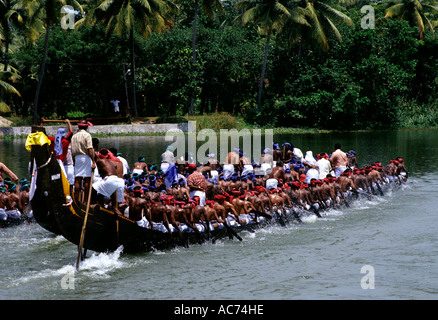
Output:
[305,2,329,51]
[0,100,12,113]
[384,3,405,18]
[0,79,21,97]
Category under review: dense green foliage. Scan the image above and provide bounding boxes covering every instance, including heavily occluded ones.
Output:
[2,0,438,129]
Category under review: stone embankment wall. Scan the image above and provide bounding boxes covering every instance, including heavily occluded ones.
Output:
[0,122,193,137]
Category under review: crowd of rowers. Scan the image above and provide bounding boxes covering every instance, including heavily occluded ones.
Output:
[1,119,409,232]
[0,162,31,227]
[81,139,408,235]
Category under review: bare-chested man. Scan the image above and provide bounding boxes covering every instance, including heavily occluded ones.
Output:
[224,149,239,180]
[133,157,149,175]
[272,143,282,162]
[92,152,125,215]
[0,162,18,185]
[127,186,150,228]
[266,161,285,191]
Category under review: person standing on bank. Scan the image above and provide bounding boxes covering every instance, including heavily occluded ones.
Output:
[71,120,96,202]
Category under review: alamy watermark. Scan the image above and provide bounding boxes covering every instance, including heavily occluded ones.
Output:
[361,265,375,289]
[60,5,376,30]
[361,5,375,30]
[60,5,79,30]
[164,121,273,164]
[61,270,75,290]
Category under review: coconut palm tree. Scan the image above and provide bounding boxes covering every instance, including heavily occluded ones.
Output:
[384,0,438,40]
[0,63,21,113]
[0,0,24,71]
[22,0,84,124]
[283,0,353,56]
[87,0,174,118]
[238,0,308,113]
[188,0,223,115]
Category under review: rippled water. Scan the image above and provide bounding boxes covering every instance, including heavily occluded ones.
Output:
[1,129,438,300]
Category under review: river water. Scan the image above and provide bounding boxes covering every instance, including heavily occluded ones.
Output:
[0,129,437,301]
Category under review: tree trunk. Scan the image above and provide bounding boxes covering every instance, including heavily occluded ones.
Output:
[3,41,9,71]
[257,29,271,114]
[130,28,138,117]
[33,23,51,124]
[189,1,199,116]
[122,63,130,117]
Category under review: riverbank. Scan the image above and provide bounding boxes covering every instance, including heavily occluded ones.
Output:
[0,122,195,138]
[1,114,437,139]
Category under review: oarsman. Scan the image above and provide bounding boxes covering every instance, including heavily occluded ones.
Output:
[304,166,319,184]
[290,143,304,164]
[317,153,332,179]
[71,119,96,202]
[109,148,130,176]
[187,163,207,207]
[133,156,149,175]
[224,148,239,180]
[272,143,282,162]
[347,150,359,169]
[204,153,222,182]
[304,151,317,167]
[3,179,22,221]
[330,143,349,178]
[91,151,125,215]
[281,142,294,170]
[266,161,285,191]
[260,148,273,175]
[127,186,150,228]
[19,183,31,218]
[395,157,408,181]
[239,151,253,177]
[97,148,124,178]
[0,186,8,223]
[0,162,18,186]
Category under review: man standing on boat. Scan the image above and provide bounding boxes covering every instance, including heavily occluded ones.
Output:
[261,148,273,169]
[186,163,207,206]
[40,118,74,176]
[330,143,349,178]
[160,145,175,173]
[71,120,96,203]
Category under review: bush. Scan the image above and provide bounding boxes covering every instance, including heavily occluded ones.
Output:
[192,112,240,131]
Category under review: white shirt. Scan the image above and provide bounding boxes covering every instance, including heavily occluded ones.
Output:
[293,148,304,162]
[305,168,319,184]
[161,150,175,163]
[317,158,332,179]
[110,100,120,112]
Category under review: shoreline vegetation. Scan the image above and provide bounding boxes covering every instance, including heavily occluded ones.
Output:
[1,112,437,140]
[0,1,436,131]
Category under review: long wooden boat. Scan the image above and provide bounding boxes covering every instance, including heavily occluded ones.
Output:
[28,128,407,254]
[28,130,269,253]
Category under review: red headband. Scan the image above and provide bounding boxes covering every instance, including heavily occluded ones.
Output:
[78,121,93,127]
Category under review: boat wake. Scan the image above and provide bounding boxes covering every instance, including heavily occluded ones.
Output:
[75,246,125,279]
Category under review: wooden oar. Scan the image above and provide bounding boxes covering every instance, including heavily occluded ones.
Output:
[76,170,94,270]
[42,119,80,123]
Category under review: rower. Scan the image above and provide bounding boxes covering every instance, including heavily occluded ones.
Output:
[186,163,207,207]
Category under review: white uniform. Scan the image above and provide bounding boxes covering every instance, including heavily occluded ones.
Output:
[317,158,332,179]
[92,175,125,202]
[305,168,319,184]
